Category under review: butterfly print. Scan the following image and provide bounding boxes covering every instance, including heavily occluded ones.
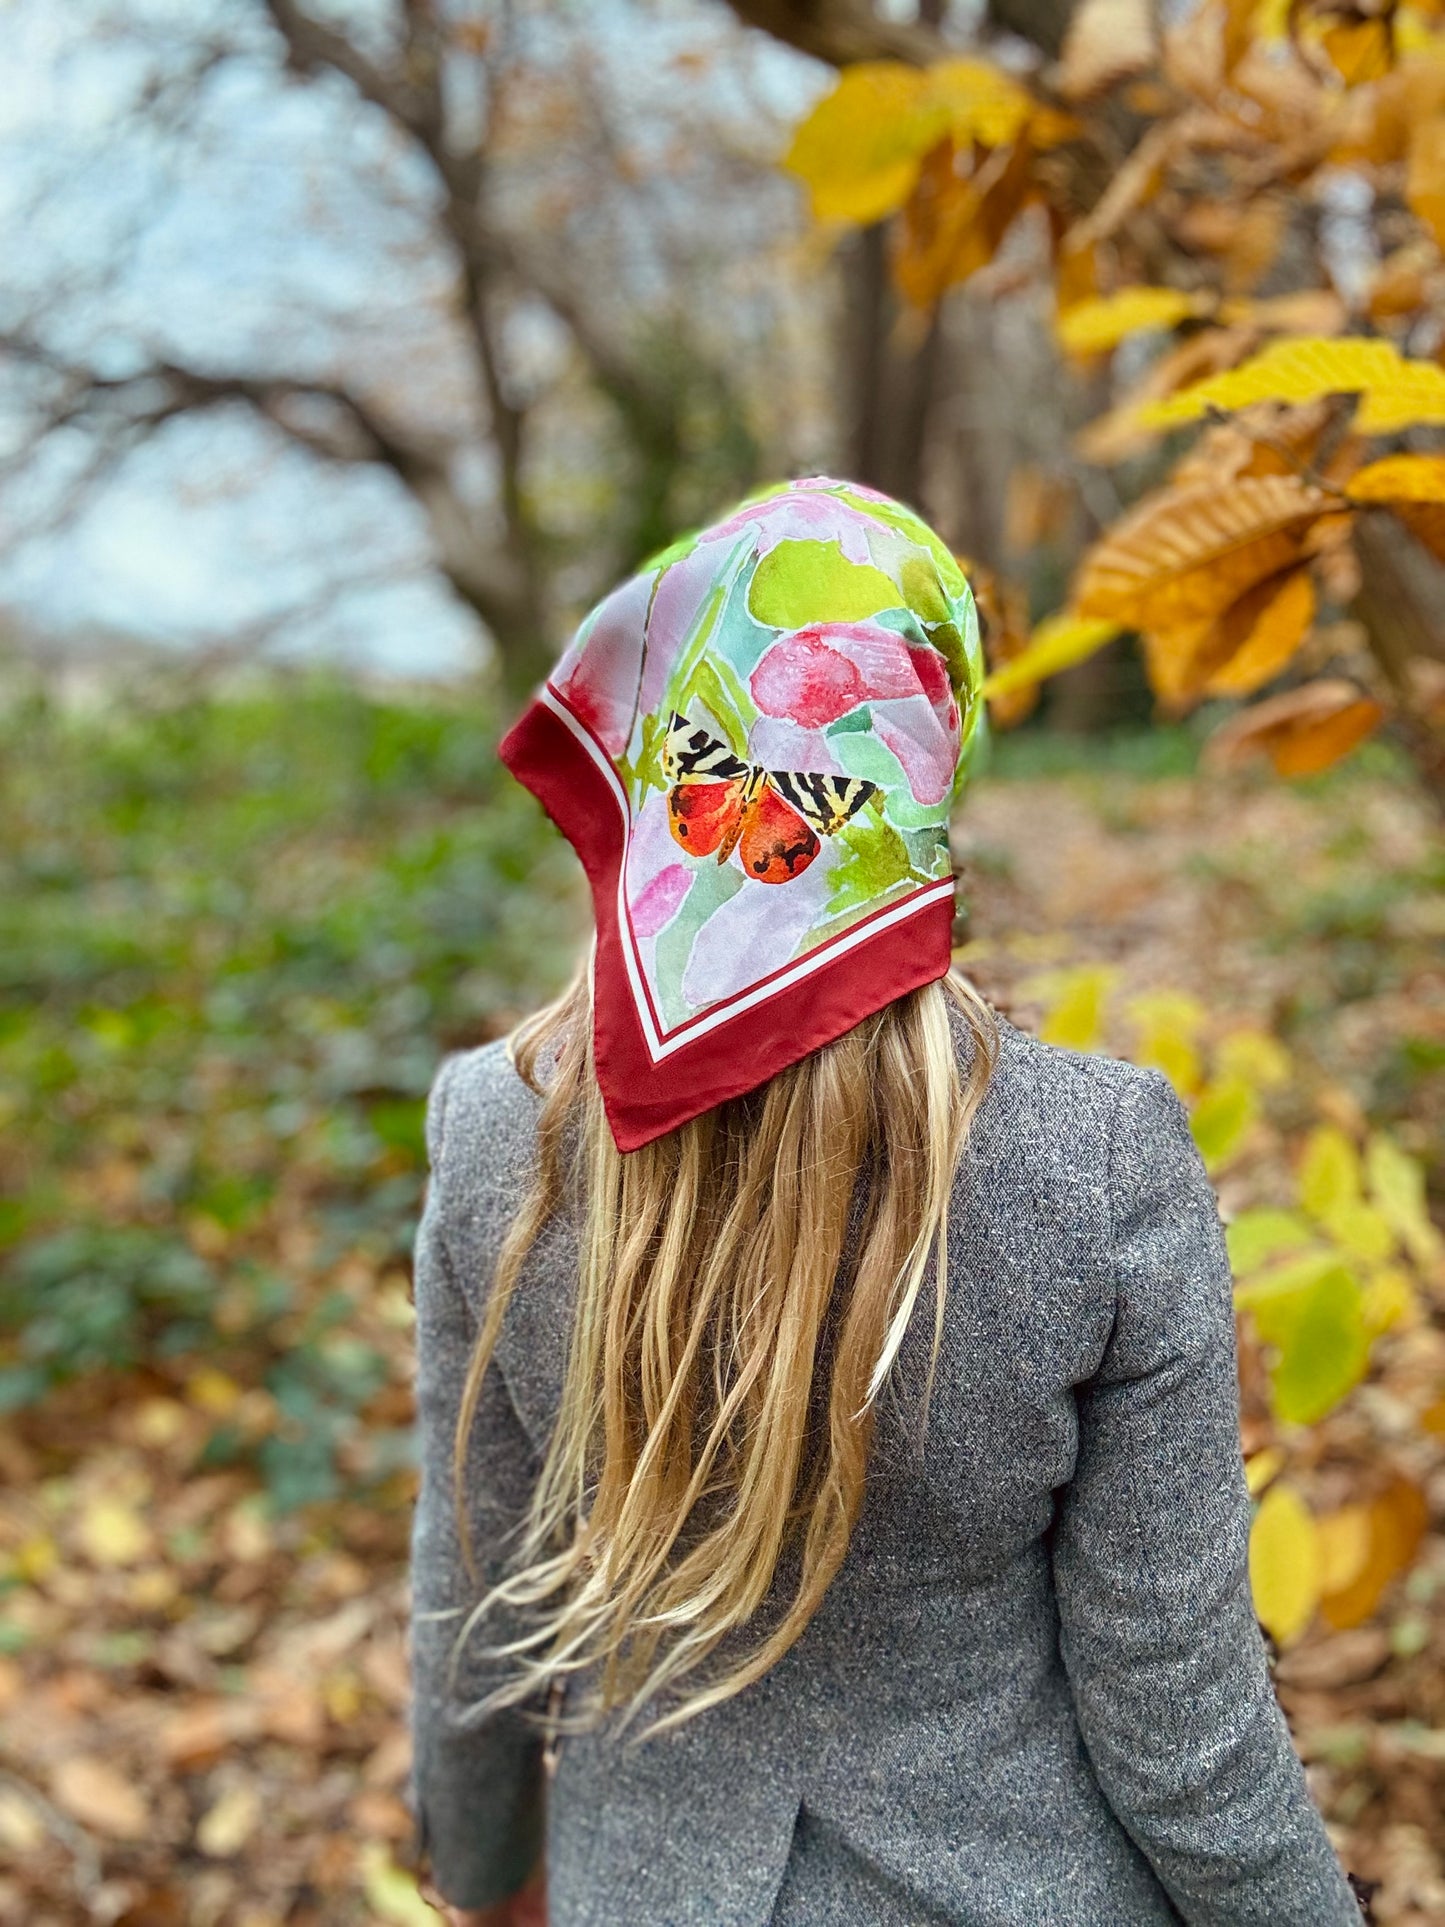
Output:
[661,711,879,884]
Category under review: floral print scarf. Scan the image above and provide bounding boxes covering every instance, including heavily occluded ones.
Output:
[499,476,984,1150]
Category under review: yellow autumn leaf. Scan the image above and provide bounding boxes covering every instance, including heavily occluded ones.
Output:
[12,1535,57,1584]
[1250,1482,1320,1646]
[1361,1267,1420,1336]
[1316,1504,1372,1595]
[1189,1074,1258,1168]
[1018,964,1118,1050]
[1324,1200,1397,1265]
[980,612,1119,698]
[1215,1028,1292,1089]
[784,58,1038,228]
[1245,1446,1285,1496]
[1137,334,1445,433]
[928,58,1036,149]
[895,135,1035,307]
[1346,453,1445,565]
[783,64,941,224]
[1126,990,1207,1096]
[1319,16,1393,84]
[76,1497,153,1569]
[187,1367,243,1416]
[1347,452,1445,503]
[1056,285,1211,356]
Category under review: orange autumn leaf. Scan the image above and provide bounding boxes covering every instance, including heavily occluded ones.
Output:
[1206,678,1386,777]
[1204,567,1317,696]
[1319,1476,1429,1630]
[1407,114,1445,251]
[1073,475,1330,634]
[895,137,1034,307]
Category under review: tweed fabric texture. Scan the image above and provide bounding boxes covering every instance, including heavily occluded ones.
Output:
[408,1016,1363,1926]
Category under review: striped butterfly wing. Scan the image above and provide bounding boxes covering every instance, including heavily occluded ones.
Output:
[662,711,759,862]
[737,770,881,885]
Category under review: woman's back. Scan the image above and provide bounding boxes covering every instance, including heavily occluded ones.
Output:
[410,1012,1364,1926]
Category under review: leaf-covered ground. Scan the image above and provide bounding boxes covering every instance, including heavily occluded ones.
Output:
[0,677,1440,1925]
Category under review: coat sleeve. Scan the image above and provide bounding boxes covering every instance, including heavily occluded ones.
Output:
[1050,1067,1363,1927]
[408,1051,546,1910]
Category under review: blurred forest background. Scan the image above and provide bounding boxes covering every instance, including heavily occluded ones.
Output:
[1,0,1443,1923]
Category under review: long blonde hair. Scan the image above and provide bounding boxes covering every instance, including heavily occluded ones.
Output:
[451,961,996,1742]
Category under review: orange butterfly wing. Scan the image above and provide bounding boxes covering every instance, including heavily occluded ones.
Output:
[735,781,821,884]
[667,778,749,860]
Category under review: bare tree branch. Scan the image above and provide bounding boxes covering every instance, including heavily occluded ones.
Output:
[722,0,948,67]
[0,330,538,664]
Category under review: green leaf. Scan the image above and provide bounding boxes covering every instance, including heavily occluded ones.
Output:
[1366,1132,1443,1268]
[1299,1125,1362,1221]
[360,1843,441,1927]
[1189,1074,1258,1169]
[1268,1264,1372,1426]
[1234,1249,1342,1337]
[1226,1208,1317,1278]
[1322,1200,1396,1266]
[747,540,902,628]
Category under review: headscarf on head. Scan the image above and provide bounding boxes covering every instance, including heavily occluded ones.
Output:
[499,476,984,1151]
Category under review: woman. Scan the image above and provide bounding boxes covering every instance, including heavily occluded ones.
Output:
[409,479,1367,1925]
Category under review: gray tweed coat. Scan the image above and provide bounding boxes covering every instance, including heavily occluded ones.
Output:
[408,1015,1363,1926]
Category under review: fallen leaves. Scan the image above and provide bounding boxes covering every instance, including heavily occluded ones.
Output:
[50,1758,150,1843]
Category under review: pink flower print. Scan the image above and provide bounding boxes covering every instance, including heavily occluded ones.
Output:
[705,492,877,566]
[630,863,692,938]
[751,623,921,729]
[790,475,894,505]
[554,569,653,757]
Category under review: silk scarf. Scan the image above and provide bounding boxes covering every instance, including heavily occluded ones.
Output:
[499,476,984,1150]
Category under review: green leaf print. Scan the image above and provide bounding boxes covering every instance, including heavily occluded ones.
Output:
[748,541,902,629]
[827,813,920,917]
[829,489,968,597]
[899,555,952,629]
[624,709,671,798]
[678,655,757,756]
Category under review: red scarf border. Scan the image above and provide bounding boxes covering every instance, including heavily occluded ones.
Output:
[499,686,957,1151]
